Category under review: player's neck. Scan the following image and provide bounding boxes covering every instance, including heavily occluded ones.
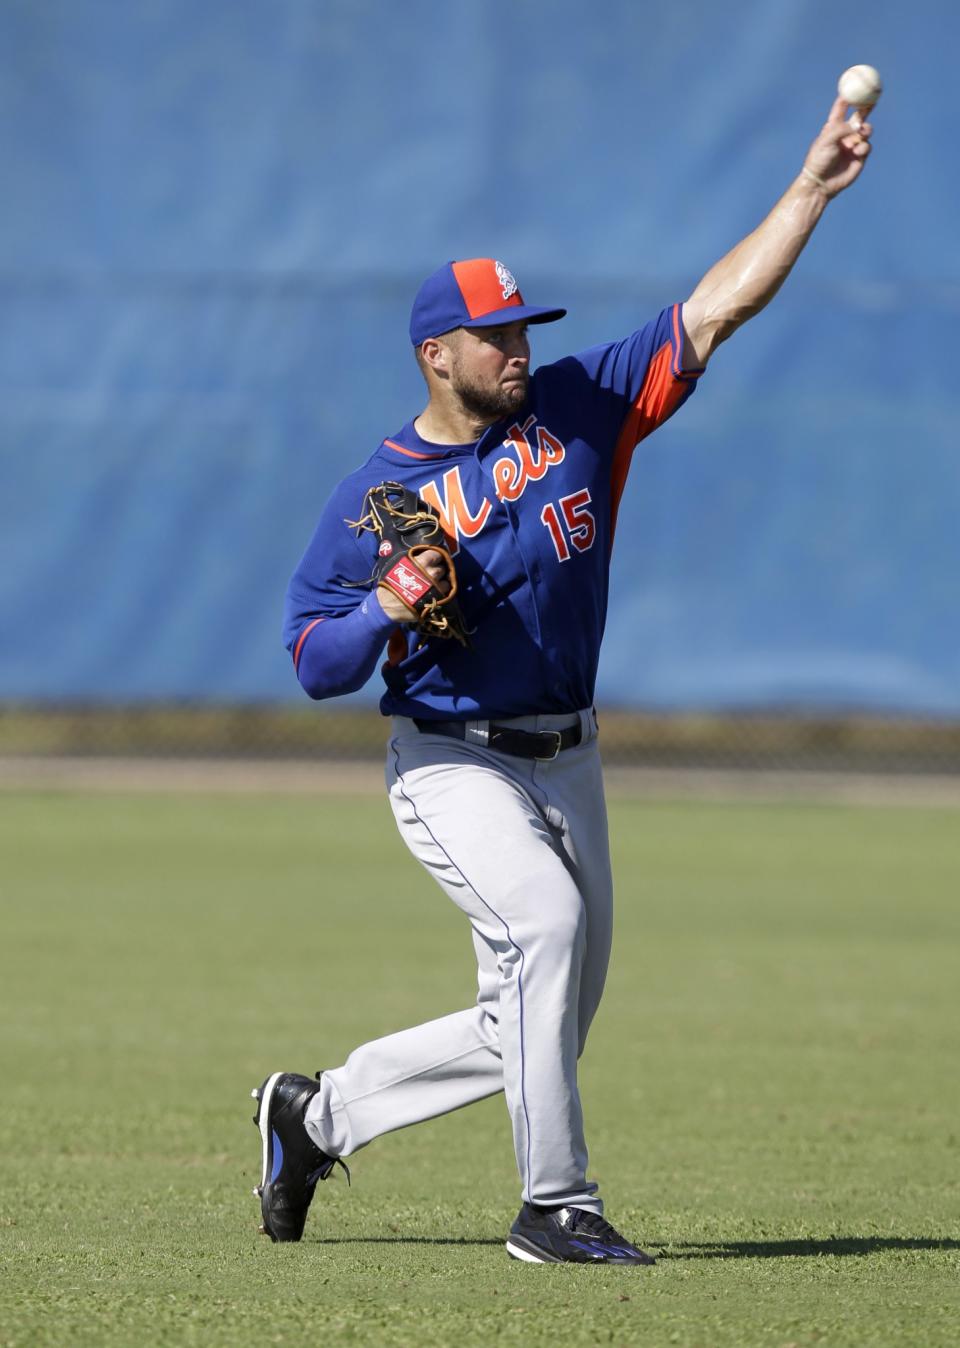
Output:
[414,400,495,447]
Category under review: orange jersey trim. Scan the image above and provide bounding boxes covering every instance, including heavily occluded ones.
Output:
[671,302,705,379]
[293,616,325,669]
[671,304,685,377]
[609,338,691,543]
[383,438,448,460]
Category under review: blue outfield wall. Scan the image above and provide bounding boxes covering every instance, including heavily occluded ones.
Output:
[1,0,958,712]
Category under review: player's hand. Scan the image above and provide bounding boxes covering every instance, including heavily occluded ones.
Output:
[416,548,453,593]
[377,548,452,622]
[802,96,872,198]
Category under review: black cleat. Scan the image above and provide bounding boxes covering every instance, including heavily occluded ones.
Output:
[506,1203,656,1265]
[250,1072,348,1242]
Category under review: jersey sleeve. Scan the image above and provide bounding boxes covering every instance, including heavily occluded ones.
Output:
[545,302,704,535]
[564,302,702,435]
[282,480,397,696]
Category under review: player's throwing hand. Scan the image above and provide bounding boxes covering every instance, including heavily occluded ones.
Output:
[802,96,873,198]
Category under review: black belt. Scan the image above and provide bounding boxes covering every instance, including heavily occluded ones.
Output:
[413,717,582,761]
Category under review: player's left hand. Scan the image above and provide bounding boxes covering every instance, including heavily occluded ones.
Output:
[802,96,873,198]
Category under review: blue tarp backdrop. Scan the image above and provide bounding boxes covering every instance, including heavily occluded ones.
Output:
[1,1,958,710]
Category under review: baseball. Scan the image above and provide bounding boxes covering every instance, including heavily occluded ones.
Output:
[838,64,882,111]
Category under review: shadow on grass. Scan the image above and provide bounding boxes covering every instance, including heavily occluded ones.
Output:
[665,1237,960,1260]
[309,1237,504,1247]
[301,1235,960,1257]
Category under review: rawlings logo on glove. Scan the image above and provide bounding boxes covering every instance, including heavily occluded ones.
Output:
[385,557,433,605]
[346,482,471,648]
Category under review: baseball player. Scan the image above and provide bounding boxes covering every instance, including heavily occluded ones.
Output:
[253,98,871,1264]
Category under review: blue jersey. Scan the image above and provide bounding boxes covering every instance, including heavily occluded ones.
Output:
[284,303,702,719]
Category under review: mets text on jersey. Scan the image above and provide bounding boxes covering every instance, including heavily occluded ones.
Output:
[418,416,568,552]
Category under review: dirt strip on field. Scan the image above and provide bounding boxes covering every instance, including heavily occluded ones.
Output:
[2,755,960,806]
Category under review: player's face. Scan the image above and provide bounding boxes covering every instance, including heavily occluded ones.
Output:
[447,321,531,422]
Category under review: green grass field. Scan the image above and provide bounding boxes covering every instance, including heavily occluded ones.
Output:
[2,789,959,1347]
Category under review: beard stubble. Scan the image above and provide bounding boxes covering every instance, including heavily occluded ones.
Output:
[450,365,529,424]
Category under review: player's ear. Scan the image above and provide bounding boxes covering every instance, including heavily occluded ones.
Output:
[420,337,450,377]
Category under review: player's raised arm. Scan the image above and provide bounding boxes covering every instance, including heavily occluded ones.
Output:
[681,92,874,368]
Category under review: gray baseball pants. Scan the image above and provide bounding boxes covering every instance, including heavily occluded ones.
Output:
[303,708,613,1213]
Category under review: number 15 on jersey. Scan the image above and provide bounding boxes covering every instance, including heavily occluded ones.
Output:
[540,489,596,562]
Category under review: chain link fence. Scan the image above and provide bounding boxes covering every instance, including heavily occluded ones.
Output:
[3,704,960,776]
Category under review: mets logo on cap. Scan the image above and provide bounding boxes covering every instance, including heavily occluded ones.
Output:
[495,261,518,301]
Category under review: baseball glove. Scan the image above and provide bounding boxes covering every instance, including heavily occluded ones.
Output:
[346,482,470,647]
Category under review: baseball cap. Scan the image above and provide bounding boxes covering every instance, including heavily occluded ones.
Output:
[409,258,566,346]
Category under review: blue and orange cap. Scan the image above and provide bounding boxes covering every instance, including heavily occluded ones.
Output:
[409,258,566,346]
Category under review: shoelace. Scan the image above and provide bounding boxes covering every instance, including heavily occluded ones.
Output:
[307,1070,351,1188]
[306,1155,351,1189]
[568,1210,631,1245]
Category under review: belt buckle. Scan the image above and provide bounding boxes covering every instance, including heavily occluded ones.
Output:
[535,730,562,762]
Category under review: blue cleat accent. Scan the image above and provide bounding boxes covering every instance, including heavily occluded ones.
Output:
[251,1072,349,1243]
[270,1131,284,1183]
